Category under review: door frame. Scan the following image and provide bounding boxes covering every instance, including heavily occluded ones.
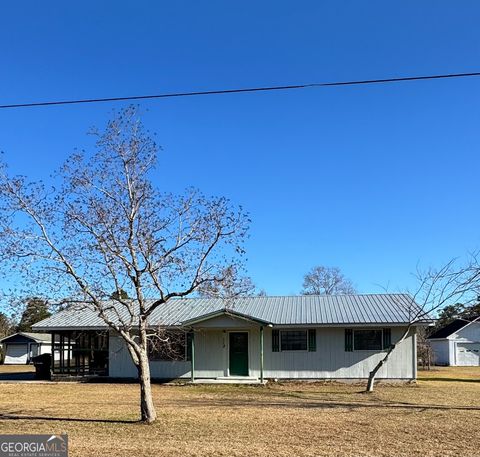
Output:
[227,330,250,377]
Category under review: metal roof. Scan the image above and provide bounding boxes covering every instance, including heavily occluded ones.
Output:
[0,332,52,343]
[32,294,431,330]
[427,317,480,339]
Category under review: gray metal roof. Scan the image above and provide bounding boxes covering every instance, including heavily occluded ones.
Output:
[0,332,51,343]
[32,294,431,330]
[427,317,480,339]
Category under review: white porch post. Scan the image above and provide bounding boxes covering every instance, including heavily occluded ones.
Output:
[260,326,264,383]
[190,331,195,383]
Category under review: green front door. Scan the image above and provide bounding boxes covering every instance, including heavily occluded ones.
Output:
[229,332,249,376]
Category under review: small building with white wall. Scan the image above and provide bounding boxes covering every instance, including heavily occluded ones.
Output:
[0,332,52,364]
[428,317,480,366]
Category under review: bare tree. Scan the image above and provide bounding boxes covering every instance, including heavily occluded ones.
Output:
[366,256,480,392]
[0,106,249,423]
[416,329,435,370]
[197,265,259,299]
[302,265,356,295]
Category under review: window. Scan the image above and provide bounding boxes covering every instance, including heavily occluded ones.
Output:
[353,329,383,350]
[148,331,188,361]
[280,330,308,351]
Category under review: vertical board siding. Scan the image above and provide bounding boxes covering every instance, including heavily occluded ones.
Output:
[108,325,415,380]
[262,326,414,379]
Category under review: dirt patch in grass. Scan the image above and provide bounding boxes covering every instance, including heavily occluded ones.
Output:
[0,373,479,456]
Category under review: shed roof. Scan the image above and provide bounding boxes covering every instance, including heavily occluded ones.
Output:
[427,317,480,339]
[32,294,432,331]
[0,332,51,343]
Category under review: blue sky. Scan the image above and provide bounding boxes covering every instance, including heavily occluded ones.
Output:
[0,1,479,295]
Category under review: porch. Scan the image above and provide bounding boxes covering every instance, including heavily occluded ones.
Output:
[51,330,109,377]
[185,309,271,384]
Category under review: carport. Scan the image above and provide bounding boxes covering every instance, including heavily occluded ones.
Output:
[0,332,51,364]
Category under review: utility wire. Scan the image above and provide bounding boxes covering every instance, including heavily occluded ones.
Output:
[1,71,480,110]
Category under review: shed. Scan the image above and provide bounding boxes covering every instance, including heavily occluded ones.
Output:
[0,332,52,364]
[427,317,480,366]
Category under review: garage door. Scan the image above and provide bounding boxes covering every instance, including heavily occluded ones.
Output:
[4,344,28,364]
[456,343,480,366]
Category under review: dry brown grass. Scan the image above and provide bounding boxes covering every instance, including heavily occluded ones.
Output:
[0,364,35,373]
[418,365,480,381]
[0,366,479,457]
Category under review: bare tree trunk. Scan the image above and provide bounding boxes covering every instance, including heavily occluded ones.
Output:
[137,349,157,424]
[366,359,385,392]
[134,317,157,424]
[367,327,412,393]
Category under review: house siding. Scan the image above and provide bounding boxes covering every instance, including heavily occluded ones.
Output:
[429,340,450,365]
[452,322,480,342]
[262,327,414,379]
[108,325,415,380]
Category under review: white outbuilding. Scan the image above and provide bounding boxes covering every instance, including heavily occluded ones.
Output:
[428,317,480,366]
[0,332,52,364]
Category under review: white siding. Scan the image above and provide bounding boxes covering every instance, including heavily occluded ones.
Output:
[38,343,52,356]
[108,325,416,380]
[453,322,480,342]
[431,322,480,367]
[429,340,450,365]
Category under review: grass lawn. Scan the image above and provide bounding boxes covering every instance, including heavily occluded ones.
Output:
[0,364,35,373]
[0,366,478,456]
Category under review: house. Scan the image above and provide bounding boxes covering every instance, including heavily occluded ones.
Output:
[427,317,480,366]
[32,294,432,382]
[0,332,52,364]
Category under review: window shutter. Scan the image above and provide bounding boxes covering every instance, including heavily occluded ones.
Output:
[345,329,353,352]
[308,329,316,352]
[272,329,279,352]
[383,328,392,349]
[186,331,193,361]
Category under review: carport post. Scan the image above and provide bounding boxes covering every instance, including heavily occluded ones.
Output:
[260,326,264,384]
[51,333,55,374]
[190,331,195,383]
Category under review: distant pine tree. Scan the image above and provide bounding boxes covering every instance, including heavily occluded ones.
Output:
[17,298,51,332]
[433,297,480,333]
[110,289,130,300]
[0,312,12,338]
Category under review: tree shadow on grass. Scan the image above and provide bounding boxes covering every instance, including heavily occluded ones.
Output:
[0,413,139,425]
[166,396,480,412]
[0,372,36,381]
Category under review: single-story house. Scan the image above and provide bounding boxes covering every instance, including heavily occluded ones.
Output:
[427,317,480,366]
[32,294,432,382]
[0,332,52,364]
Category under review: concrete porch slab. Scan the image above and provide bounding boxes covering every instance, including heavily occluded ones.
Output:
[191,377,267,385]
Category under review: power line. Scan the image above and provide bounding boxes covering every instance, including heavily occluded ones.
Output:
[1,71,480,110]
